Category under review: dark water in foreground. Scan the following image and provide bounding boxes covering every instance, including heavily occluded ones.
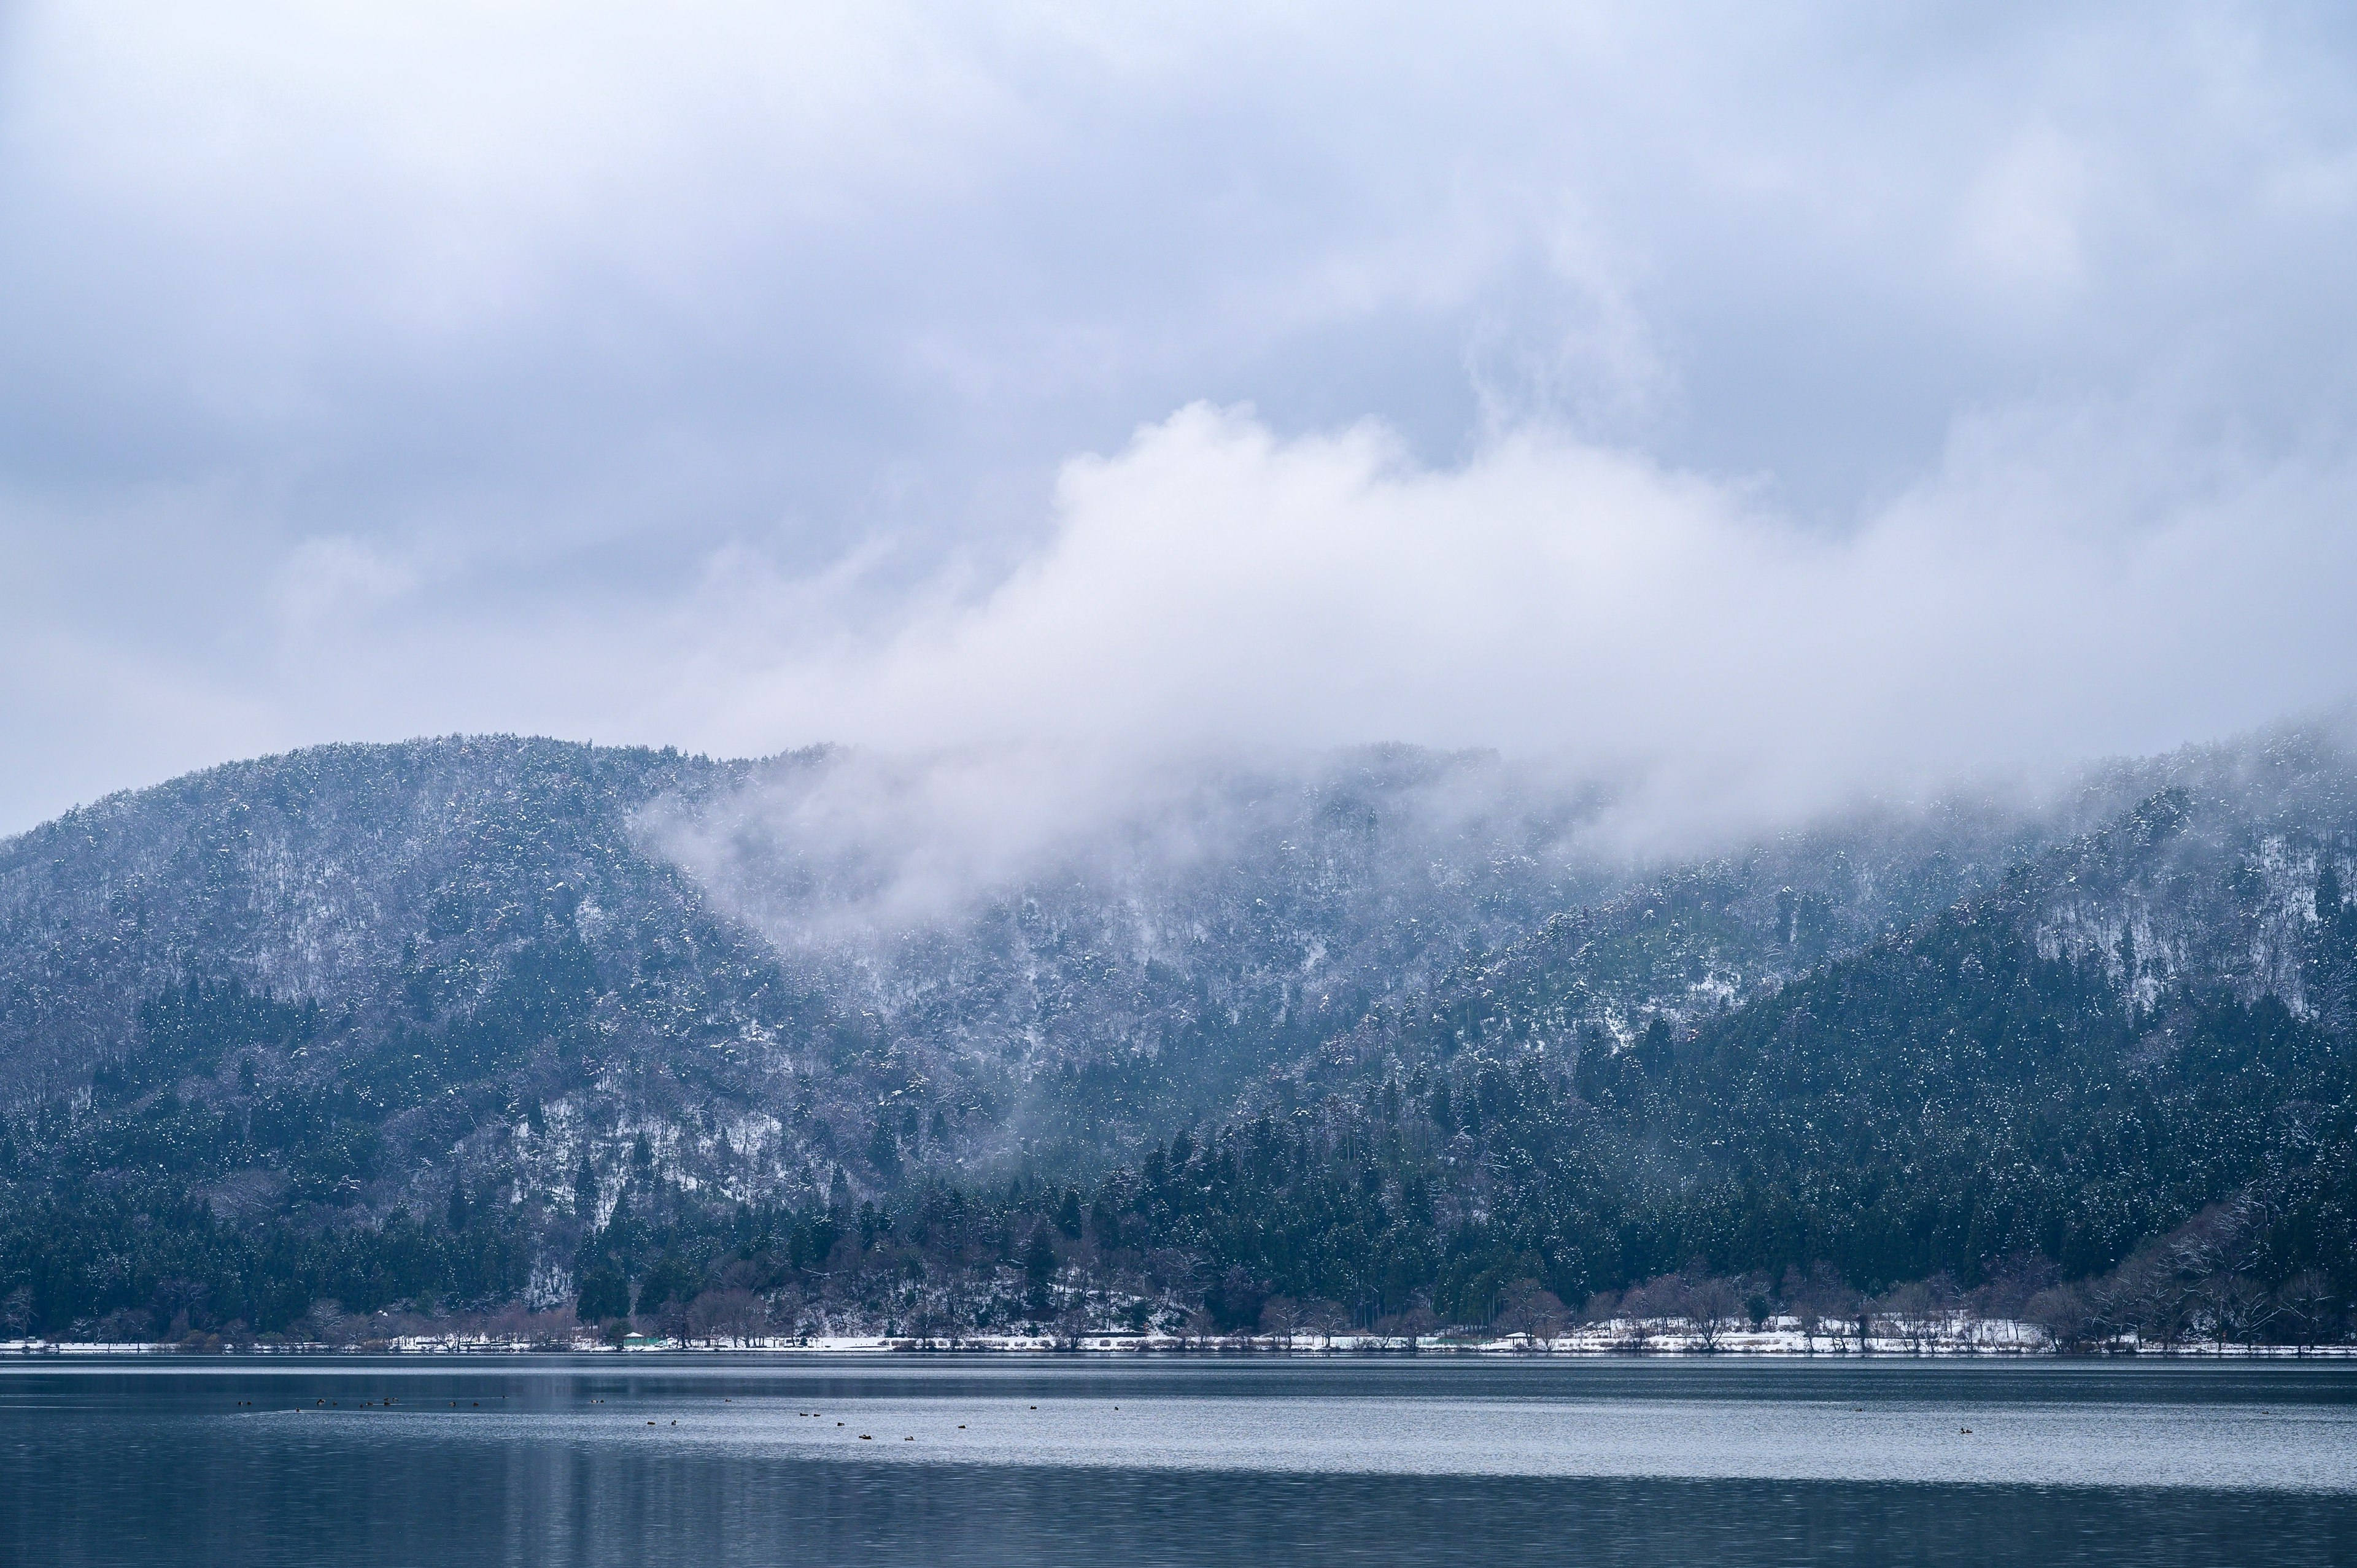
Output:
[3,1356,2353,1566]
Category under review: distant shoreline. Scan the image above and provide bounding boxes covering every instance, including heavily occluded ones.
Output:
[8,1326,2355,1359]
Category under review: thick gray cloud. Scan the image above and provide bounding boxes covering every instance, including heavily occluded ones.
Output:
[2,2,2355,832]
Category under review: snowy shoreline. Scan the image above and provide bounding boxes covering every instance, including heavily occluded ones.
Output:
[8,1322,2354,1359]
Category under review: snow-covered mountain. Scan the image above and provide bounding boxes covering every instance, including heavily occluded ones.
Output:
[4,722,2350,1324]
[0,738,1624,1222]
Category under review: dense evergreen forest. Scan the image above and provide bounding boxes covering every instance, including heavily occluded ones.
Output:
[1,736,2353,1348]
[6,824,2352,1348]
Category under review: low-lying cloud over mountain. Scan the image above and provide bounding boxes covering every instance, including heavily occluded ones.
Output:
[6,2,2357,834]
[702,404,2357,844]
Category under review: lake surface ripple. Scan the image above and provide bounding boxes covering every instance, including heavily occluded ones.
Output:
[3,1357,2351,1566]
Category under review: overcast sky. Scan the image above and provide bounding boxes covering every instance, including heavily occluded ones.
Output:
[5,2,2357,835]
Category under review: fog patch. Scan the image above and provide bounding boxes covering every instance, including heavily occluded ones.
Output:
[704,401,2357,852]
[644,742,1618,947]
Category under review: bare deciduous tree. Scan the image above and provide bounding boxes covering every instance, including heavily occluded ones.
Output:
[1497,1280,1569,1351]
[2193,1273,2271,1355]
[2026,1283,2100,1351]
[1678,1275,1744,1353]
[687,1287,764,1346]
[1303,1299,1349,1349]
[1876,1281,1939,1354]
[1376,1302,1439,1350]
[2277,1272,2340,1355]
[1259,1295,1304,1350]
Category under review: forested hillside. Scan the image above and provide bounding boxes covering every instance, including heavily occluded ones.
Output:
[0,727,2350,1346]
[0,737,1624,1332]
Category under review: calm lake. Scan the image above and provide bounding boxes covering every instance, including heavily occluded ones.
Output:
[3,1356,2353,1566]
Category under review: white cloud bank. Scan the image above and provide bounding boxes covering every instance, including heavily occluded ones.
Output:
[699,400,2357,840]
[2,2,2355,834]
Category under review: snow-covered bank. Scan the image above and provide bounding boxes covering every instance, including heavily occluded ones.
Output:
[7,1319,2354,1358]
